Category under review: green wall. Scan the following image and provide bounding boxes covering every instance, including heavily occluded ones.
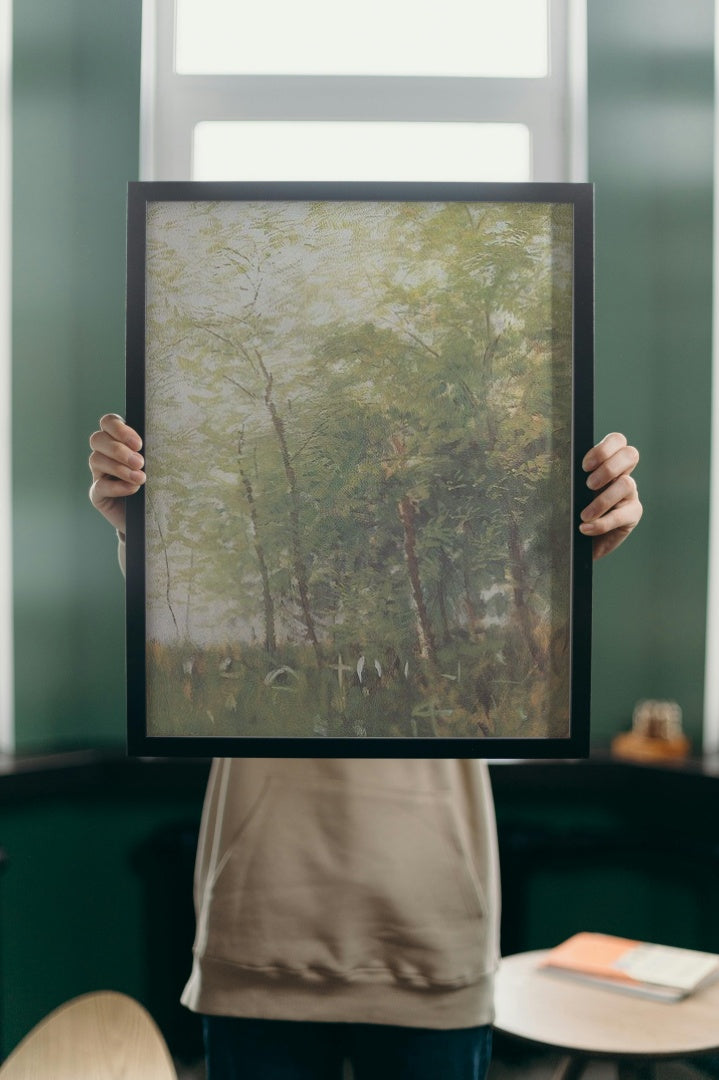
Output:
[10,0,716,751]
[587,0,714,748]
[12,0,142,751]
[0,777,206,1058]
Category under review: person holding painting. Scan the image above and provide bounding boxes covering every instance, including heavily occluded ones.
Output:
[89,416,641,1080]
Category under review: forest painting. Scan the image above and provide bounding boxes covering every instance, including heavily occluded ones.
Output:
[132,187,589,753]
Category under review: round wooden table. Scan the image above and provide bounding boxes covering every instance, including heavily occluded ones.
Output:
[0,991,178,1079]
[494,949,719,1079]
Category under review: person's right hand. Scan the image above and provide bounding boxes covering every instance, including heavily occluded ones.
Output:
[88,414,146,536]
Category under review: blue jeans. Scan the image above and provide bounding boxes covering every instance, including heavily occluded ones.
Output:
[203,1015,493,1080]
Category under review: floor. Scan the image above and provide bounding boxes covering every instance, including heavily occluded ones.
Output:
[174,1042,719,1079]
[487,1039,719,1080]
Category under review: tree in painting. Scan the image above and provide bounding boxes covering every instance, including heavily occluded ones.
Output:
[143,198,573,741]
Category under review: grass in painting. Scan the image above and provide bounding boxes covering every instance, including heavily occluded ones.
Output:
[147,629,569,741]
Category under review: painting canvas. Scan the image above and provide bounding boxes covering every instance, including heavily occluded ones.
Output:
[126,181,593,757]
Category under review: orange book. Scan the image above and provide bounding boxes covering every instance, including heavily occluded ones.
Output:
[540,932,719,1002]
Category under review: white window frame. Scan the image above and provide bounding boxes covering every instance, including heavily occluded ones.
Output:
[141,0,587,183]
[0,0,13,752]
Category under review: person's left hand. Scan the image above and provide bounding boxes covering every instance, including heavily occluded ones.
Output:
[580,432,642,560]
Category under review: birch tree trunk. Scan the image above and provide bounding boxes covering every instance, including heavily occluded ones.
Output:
[398,495,437,665]
[508,517,546,673]
[256,353,321,663]
[238,431,277,654]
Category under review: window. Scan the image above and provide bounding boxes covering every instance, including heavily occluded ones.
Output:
[175,0,549,78]
[192,121,532,182]
[141,0,587,183]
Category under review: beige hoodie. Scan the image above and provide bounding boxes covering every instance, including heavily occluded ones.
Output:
[120,539,501,1030]
[180,754,501,1029]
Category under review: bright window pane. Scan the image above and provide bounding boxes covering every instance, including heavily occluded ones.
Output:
[193,121,532,182]
[176,0,548,78]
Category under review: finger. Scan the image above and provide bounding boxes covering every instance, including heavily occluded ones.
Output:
[582,432,628,472]
[89,431,145,472]
[580,475,638,522]
[90,476,144,505]
[89,479,143,528]
[89,448,146,486]
[585,444,640,491]
[97,414,143,452]
[579,495,643,538]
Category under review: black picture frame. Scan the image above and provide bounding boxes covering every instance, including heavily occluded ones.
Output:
[126,180,593,758]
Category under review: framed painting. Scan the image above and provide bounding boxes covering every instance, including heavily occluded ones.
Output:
[126,181,593,758]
